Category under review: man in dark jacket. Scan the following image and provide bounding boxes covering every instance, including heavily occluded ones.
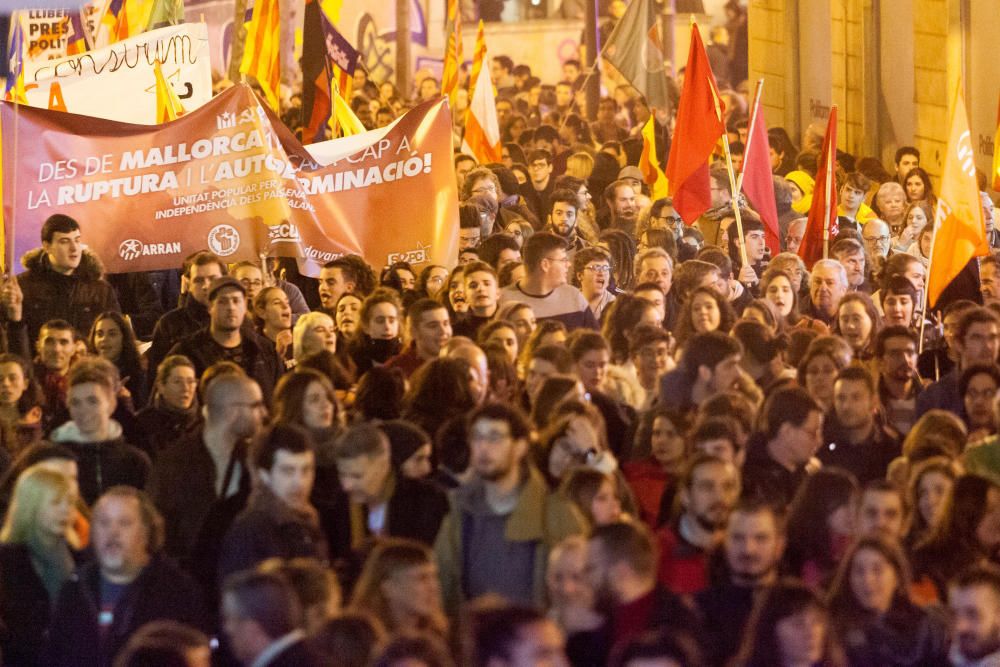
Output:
[327,422,448,563]
[46,487,209,667]
[217,424,328,582]
[741,386,823,507]
[49,358,150,506]
[169,276,284,402]
[221,570,321,667]
[146,251,225,378]
[572,521,700,665]
[150,372,263,560]
[17,214,120,344]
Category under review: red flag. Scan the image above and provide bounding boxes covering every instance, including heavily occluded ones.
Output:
[798,107,838,269]
[665,23,725,223]
[739,81,780,254]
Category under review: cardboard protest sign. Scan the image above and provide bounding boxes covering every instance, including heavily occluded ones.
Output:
[2,84,458,275]
[16,9,79,62]
[22,23,213,124]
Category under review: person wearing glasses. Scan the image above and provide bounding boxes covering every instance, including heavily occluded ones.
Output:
[500,232,599,331]
[573,248,616,321]
[434,402,586,616]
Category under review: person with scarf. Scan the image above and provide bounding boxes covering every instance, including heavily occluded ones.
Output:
[133,355,201,461]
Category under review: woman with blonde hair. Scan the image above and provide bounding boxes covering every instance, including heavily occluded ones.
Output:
[886,409,967,487]
[564,151,595,180]
[0,465,80,665]
[349,538,448,640]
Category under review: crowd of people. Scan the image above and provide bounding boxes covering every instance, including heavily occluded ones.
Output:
[3,13,1000,666]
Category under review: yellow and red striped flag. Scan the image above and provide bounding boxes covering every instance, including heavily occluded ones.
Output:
[927,85,992,308]
[441,0,463,104]
[153,60,185,123]
[240,0,281,112]
[332,77,366,137]
[467,20,486,104]
[639,115,669,200]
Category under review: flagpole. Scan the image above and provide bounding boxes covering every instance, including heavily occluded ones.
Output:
[734,78,764,194]
[722,134,749,269]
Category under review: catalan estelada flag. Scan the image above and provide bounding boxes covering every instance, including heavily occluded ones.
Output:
[441,0,463,105]
[240,0,281,112]
[4,16,26,104]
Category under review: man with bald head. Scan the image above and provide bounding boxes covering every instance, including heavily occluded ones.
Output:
[861,219,892,263]
[150,371,265,559]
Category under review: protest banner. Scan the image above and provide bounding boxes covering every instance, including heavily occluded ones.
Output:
[2,83,459,276]
[22,23,213,123]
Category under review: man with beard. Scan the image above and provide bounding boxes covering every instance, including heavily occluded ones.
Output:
[581,521,700,663]
[819,366,901,484]
[169,277,284,402]
[47,487,209,666]
[434,403,586,615]
[918,307,1000,418]
[150,372,264,560]
[656,455,740,595]
[832,238,869,293]
[981,255,1000,307]
[604,179,639,233]
[659,331,746,416]
[949,564,1000,666]
[802,259,848,326]
[875,326,924,434]
[695,500,785,667]
[547,189,587,253]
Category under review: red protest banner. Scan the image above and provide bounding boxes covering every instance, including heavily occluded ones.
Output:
[2,83,458,275]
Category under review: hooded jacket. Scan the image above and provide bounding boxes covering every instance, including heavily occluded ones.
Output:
[50,420,151,506]
[17,248,120,344]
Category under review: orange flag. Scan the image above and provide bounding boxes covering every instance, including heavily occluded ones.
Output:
[927,86,992,308]
[664,23,725,223]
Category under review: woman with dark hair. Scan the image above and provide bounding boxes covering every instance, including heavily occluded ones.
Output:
[960,363,1000,441]
[0,353,43,461]
[829,535,949,665]
[767,127,798,176]
[379,261,417,294]
[636,228,678,262]
[732,579,846,667]
[441,266,468,322]
[561,468,624,527]
[622,407,688,526]
[351,366,405,423]
[601,294,660,365]
[904,457,957,550]
[272,368,342,459]
[416,265,450,301]
[796,336,854,413]
[133,355,200,459]
[481,342,519,404]
[503,141,526,167]
[588,151,621,204]
[784,468,859,588]
[380,420,433,480]
[347,288,404,373]
[502,114,528,145]
[912,474,1000,603]
[529,374,584,431]
[88,311,147,409]
[903,166,936,207]
[517,320,569,378]
[761,267,827,332]
[402,358,477,443]
[674,286,736,351]
[832,292,882,361]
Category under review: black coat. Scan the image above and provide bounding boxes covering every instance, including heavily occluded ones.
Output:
[133,403,202,461]
[45,554,209,667]
[0,543,81,666]
[169,328,285,403]
[17,249,120,345]
[264,638,323,667]
[321,475,449,566]
[52,434,151,506]
[217,488,329,583]
[149,431,249,560]
[146,297,209,382]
